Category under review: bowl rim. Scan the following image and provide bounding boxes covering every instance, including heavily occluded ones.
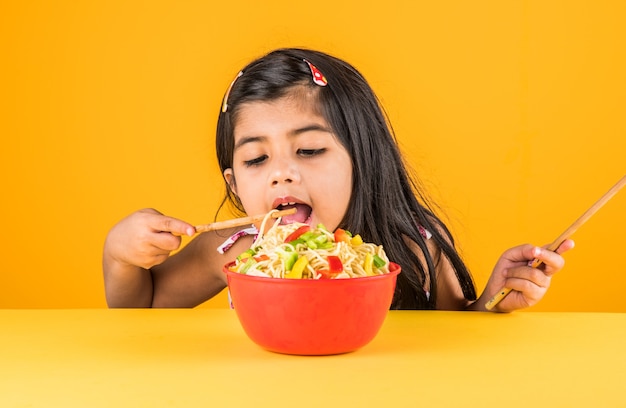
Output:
[223,261,400,284]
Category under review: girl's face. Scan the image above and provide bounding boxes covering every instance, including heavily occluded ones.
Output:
[223,90,353,231]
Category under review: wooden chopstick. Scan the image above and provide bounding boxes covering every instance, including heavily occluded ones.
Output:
[485,174,626,311]
[193,208,296,234]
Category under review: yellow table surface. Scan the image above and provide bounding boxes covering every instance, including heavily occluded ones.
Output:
[1,309,625,407]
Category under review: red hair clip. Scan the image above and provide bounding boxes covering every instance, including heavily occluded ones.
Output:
[304,59,328,86]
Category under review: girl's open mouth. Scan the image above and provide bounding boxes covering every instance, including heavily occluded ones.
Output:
[276,203,312,224]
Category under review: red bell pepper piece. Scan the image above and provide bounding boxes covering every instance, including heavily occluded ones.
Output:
[284,225,310,243]
[327,255,343,274]
[317,269,333,279]
[333,228,351,243]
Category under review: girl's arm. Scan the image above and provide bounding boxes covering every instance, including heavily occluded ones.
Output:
[148,230,251,307]
[103,209,249,308]
[407,229,574,311]
[103,209,194,307]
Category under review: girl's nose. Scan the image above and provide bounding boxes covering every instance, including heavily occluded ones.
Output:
[269,158,300,186]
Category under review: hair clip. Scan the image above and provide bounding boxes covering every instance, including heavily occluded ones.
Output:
[221,71,243,113]
[304,59,328,86]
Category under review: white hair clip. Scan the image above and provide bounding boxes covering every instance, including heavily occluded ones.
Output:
[221,71,243,113]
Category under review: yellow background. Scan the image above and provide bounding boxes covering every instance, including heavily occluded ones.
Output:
[1,1,624,311]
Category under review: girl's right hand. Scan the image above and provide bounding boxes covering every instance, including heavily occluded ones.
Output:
[104,208,196,270]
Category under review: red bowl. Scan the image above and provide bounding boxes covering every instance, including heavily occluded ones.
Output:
[223,262,400,355]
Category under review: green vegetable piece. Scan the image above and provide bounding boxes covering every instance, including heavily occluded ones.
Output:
[305,239,318,249]
[240,257,256,274]
[286,238,305,247]
[313,235,328,245]
[373,254,387,268]
[282,251,298,271]
[236,248,256,261]
[299,231,317,241]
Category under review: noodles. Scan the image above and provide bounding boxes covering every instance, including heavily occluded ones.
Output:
[229,211,391,279]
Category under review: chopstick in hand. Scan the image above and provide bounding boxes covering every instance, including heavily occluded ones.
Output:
[193,208,296,234]
[485,175,626,311]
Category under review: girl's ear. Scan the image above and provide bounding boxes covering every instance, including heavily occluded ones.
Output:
[223,168,238,196]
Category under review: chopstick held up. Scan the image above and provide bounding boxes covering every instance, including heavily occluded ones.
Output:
[485,174,626,310]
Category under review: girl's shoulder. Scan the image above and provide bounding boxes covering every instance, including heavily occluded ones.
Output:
[408,219,469,310]
[402,225,441,264]
[191,226,256,259]
[177,227,256,270]
[215,226,258,254]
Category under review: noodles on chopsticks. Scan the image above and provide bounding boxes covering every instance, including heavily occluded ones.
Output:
[228,210,391,279]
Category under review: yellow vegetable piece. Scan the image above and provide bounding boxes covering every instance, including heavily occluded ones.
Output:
[350,234,363,246]
[285,256,308,279]
[364,253,374,276]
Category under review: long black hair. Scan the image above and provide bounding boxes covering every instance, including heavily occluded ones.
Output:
[215,48,476,309]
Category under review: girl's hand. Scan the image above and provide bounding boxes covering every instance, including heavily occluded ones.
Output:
[483,240,575,312]
[104,208,195,270]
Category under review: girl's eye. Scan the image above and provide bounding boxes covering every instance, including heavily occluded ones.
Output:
[243,155,268,167]
[298,148,326,157]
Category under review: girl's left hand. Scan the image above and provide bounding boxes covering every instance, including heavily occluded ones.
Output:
[482,239,575,312]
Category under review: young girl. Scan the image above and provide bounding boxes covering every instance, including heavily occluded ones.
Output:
[103,48,573,311]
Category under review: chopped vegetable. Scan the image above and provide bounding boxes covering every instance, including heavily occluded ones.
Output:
[236,248,257,262]
[306,234,330,249]
[373,254,386,268]
[363,253,373,276]
[284,225,310,243]
[350,234,363,246]
[285,256,308,279]
[334,228,351,243]
[327,255,343,274]
[317,269,334,279]
[279,250,298,271]
[240,257,257,274]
